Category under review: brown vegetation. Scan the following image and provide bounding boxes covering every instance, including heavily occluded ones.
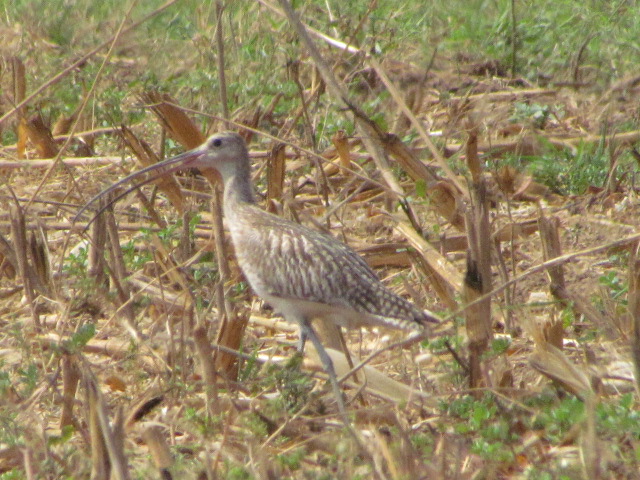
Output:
[1,1,640,478]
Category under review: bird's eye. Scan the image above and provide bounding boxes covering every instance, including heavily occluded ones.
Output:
[212,138,222,147]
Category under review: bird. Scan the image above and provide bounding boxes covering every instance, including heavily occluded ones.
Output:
[78,131,439,415]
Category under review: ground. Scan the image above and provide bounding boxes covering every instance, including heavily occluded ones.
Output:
[1,1,640,479]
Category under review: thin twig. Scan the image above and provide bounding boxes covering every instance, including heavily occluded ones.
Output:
[215,1,230,127]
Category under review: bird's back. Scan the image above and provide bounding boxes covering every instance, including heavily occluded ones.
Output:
[227,202,436,330]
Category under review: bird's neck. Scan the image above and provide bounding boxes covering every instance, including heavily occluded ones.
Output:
[223,172,256,216]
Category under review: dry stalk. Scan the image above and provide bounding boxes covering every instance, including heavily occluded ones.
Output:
[539,212,614,340]
[3,221,170,235]
[11,56,26,123]
[104,204,136,326]
[628,242,640,394]
[10,203,40,328]
[215,0,230,128]
[176,210,194,263]
[111,408,128,480]
[60,354,80,429]
[528,341,593,399]
[538,214,566,349]
[140,91,205,150]
[19,114,58,159]
[0,232,18,278]
[214,311,249,381]
[0,446,23,476]
[146,234,188,289]
[262,92,284,125]
[141,425,173,478]
[236,106,263,144]
[194,325,220,414]
[0,156,126,169]
[581,392,601,479]
[210,183,246,379]
[382,133,439,185]
[87,198,108,288]
[463,125,493,391]
[266,142,286,202]
[86,369,130,480]
[395,220,463,309]
[309,318,350,354]
[16,118,28,160]
[88,383,109,480]
[288,59,317,148]
[149,90,243,379]
[331,130,352,170]
[29,224,52,296]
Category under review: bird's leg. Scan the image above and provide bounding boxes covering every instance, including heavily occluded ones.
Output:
[296,326,307,353]
[297,321,370,459]
[298,319,348,418]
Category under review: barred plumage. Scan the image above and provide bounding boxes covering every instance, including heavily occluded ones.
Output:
[228,201,437,331]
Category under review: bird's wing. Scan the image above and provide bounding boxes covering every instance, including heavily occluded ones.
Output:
[250,221,377,306]
[232,212,433,328]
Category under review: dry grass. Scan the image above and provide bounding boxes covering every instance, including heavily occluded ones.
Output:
[1,1,640,479]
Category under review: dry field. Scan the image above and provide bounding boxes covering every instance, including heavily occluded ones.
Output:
[1,1,640,478]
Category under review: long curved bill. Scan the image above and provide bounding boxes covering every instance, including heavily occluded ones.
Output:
[74,146,205,226]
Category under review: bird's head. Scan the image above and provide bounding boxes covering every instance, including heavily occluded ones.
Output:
[186,132,250,181]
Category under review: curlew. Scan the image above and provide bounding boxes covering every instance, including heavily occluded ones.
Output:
[78,132,439,415]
